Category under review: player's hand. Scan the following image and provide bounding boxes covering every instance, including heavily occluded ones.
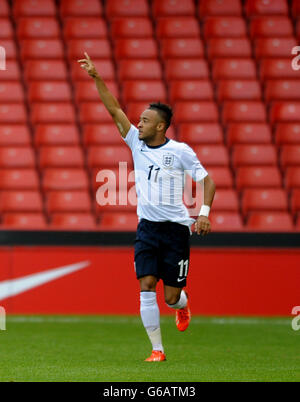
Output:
[195,216,211,236]
[77,52,99,79]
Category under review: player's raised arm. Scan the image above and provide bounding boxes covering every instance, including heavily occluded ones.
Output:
[77,52,131,138]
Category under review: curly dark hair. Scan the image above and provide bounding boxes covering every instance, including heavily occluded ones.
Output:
[148,102,173,130]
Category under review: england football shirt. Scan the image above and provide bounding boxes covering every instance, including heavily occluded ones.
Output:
[123,124,208,228]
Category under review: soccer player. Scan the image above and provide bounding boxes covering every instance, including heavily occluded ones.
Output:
[78,53,216,362]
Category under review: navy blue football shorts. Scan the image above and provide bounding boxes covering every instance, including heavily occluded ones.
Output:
[134,219,191,288]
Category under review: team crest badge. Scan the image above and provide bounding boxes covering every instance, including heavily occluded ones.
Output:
[163,153,174,167]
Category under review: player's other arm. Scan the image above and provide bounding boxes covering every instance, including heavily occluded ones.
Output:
[195,175,216,236]
[77,53,131,138]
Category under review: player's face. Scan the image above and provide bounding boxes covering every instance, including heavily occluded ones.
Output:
[137,109,162,141]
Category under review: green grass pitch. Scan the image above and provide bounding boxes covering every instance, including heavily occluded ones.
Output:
[0,315,299,382]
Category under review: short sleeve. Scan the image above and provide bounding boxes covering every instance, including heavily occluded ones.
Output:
[181,143,208,182]
[122,124,140,152]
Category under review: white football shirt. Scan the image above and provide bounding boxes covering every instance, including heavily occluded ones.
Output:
[123,124,208,228]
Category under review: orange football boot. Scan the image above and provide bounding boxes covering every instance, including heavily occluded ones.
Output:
[144,350,166,362]
[176,297,191,332]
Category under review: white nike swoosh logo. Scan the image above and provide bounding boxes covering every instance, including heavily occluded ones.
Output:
[0,261,90,301]
[177,277,186,282]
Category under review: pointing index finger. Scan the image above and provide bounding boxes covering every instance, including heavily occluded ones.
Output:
[84,52,90,60]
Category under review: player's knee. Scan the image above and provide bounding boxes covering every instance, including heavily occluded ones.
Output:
[139,276,157,292]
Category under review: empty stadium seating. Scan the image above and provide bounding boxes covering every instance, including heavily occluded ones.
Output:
[0,0,298,232]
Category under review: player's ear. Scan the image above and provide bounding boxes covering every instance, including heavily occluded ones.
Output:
[157,121,165,132]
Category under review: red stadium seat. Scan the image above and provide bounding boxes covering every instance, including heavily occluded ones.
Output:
[153,0,195,17]
[0,39,17,59]
[20,39,64,60]
[0,18,13,38]
[24,60,68,81]
[259,59,300,80]
[105,0,149,18]
[126,102,150,123]
[66,39,111,59]
[0,0,9,16]
[34,124,80,146]
[0,82,24,102]
[0,104,27,124]
[275,124,300,145]
[0,147,35,168]
[60,0,102,17]
[39,146,85,168]
[285,167,300,190]
[265,80,300,102]
[63,18,107,39]
[222,101,266,124]
[255,38,297,59]
[42,168,89,191]
[2,213,47,229]
[83,124,124,146]
[198,0,242,17]
[46,191,92,213]
[250,16,293,38]
[177,123,223,144]
[17,17,60,38]
[297,20,300,40]
[280,145,300,168]
[245,0,288,17]
[31,103,76,124]
[217,80,261,102]
[79,102,114,124]
[232,144,277,167]
[0,60,21,80]
[0,169,39,190]
[203,17,247,38]
[0,191,43,212]
[169,80,213,102]
[174,102,219,124]
[212,59,257,80]
[207,38,252,59]
[160,38,204,59]
[206,166,233,188]
[111,18,153,39]
[28,81,72,103]
[293,0,300,18]
[211,189,239,211]
[156,17,200,38]
[72,59,115,81]
[193,145,229,166]
[92,166,135,191]
[13,0,56,17]
[165,59,209,80]
[227,123,272,146]
[236,166,282,190]
[74,80,119,103]
[50,213,97,230]
[291,189,300,216]
[98,212,138,231]
[0,125,31,146]
[246,212,293,232]
[210,212,244,231]
[122,81,167,103]
[118,60,162,81]
[270,102,300,124]
[87,145,133,168]
[114,39,158,59]
[242,189,288,214]
[95,189,137,213]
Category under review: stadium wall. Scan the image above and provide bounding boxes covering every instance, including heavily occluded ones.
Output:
[0,244,299,316]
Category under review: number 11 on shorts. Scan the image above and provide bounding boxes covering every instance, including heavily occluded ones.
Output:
[178,259,189,280]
